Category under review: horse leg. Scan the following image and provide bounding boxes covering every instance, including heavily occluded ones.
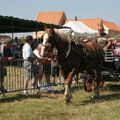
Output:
[64,68,75,103]
[85,69,100,98]
[75,72,79,85]
[83,71,93,92]
[92,70,102,98]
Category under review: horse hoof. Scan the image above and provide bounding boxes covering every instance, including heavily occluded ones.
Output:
[65,98,71,104]
[64,94,72,104]
[91,95,100,100]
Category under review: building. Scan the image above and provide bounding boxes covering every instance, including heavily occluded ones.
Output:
[35,11,120,38]
[35,11,67,38]
[36,11,67,26]
[72,18,120,36]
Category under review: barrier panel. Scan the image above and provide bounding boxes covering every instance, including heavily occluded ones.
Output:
[2,59,28,92]
[1,59,64,94]
[1,59,46,93]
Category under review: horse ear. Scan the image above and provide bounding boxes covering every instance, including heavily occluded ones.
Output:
[50,24,54,30]
[44,24,48,30]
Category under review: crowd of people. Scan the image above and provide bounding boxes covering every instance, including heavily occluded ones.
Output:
[0,35,63,94]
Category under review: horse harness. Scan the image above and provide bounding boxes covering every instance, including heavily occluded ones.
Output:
[56,39,90,67]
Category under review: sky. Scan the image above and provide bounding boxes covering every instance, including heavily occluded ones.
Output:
[0,0,120,37]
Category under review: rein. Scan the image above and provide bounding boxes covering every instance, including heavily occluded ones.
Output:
[57,41,71,60]
[56,38,88,61]
[41,43,48,48]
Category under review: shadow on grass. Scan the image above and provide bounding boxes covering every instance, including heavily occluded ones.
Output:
[103,84,120,91]
[2,84,119,104]
[0,85,82,103]
[53,85,82,94]
[0,93,41,103]
[79,92,120,106]
[73,84,120,106]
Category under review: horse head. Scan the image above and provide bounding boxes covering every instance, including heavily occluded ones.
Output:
[40,27,58,58]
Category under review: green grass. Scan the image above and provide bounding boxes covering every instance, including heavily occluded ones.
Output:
[0,82,120,120]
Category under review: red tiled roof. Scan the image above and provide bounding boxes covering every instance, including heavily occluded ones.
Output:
[66,18,102,30]
[67,18,120,31]
[103,20,120,31]
[80,18,101,30]
[36,11,67,25]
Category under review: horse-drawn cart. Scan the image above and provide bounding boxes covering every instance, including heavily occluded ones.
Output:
[102,45,120,81]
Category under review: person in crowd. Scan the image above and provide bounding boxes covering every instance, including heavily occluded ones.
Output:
[97,23,112,51]
[32,44,44,88]
[22,35,34,95]
[43,48,53,86]
[2,41,13,57]
[98,25,106,37]
[0,41,13,94]
[0,59,13,93]
[51,49,61,85]
[17,43,24,58]
[11,43,18,59]
[33,38,42,50]
[97,37,113,51]
[14,37,19,45]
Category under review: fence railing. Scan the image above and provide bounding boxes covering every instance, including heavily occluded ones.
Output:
[1,59,51,93]
[2,59,27,92]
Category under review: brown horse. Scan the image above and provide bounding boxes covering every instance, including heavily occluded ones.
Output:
[40,27,104,103]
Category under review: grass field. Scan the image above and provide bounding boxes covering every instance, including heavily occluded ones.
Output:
[0,82,120,120]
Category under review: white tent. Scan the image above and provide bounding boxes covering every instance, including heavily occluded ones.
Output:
[63,21,98,34]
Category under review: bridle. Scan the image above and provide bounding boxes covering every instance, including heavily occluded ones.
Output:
[42,30,73,61]
[41,43,48,48]
[56,41,71,60]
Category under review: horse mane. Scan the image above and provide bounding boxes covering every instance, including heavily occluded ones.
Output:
[54,29,97,44]
[54,29,68,41]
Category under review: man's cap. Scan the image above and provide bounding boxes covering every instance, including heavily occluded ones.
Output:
[26,35,33,41]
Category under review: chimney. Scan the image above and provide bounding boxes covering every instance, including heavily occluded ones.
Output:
[75,16,77,21]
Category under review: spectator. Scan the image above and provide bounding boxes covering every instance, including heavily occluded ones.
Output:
[11,43,18,58]
[0,53,13,94]
[51,48,61,85]
[32,44,44,88]
[43,48,53,86]
[33,38,41,50]
[96,22,113,51]
[97,37,112,51]
[0,57,7,94]
[0,40,13,93]
[97,21,107,37]
[17,43,24,58]
[22,35,34,95]
[3,41,13,58]
[51,55,60,85]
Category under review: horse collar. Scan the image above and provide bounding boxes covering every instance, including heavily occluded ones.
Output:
[66,41,71,58]
[57,42,71,60]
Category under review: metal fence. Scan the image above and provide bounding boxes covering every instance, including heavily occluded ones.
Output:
[1,59,50,93]
[0,59,63,92]
[3,59,27,92]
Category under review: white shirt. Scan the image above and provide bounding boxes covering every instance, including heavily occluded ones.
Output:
[22,43,33,59]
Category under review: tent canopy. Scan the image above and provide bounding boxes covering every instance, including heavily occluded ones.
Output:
[0,15,68,33]
[64,21,98,34]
